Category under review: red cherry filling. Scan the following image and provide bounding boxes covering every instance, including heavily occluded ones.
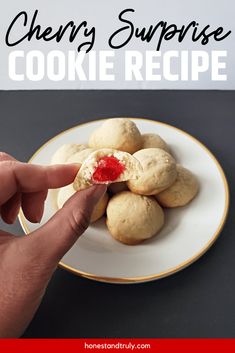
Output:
[92,156,125,183]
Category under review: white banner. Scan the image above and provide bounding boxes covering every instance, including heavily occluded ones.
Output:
[0,0,234,89]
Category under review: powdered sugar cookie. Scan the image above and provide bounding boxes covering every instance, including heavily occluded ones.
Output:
[89,118,142,154]
[127,148,177,195]
[67,148,95,164]
[156,165,199,207]
[141,133,170,153]
[106,191,164,245]
[51,144,87,165]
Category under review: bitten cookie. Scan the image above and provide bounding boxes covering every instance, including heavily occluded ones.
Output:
[127,148,177,195]
[57,184,109,223]
[106,191,164,245]
[88,118,142,154]
[73,148,143,191]
[156,165,199,207]
[51,144,87,164]
[141,133,170,153]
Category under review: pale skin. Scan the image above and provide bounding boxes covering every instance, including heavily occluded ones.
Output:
[0,152,107,338]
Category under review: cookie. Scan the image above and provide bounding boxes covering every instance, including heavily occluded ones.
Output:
[141,133,170,153]
[88,118,142,154]
[156,165,199,207]
[57,184,109,223]
[57,184,75,210]
[73,148,143,191]
[51,144,87,165]
[106,191,164,245]
[67,148,95,164]
[127,148,177,195]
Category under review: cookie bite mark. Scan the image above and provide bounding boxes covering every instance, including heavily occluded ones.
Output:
[92,156,126,183]
[73,148,142,191]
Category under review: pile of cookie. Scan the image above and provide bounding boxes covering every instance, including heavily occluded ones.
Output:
[51,118,199,245]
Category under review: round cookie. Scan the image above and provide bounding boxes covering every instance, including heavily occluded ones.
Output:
[51,144,87,164]
[127,148,177,195]
[156,165,199,207]
[106,191,164,245]
[141,133,170,153]
[89,118,142,154]
[57,184,109,222]
[67,148,94,164]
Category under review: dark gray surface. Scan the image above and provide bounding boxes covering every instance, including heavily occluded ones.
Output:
[0,90,234,338]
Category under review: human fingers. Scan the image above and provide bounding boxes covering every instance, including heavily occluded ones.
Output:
[0,153,22,224]
[0,161,79,205]
[1,193,22,224]
[20,185,107,264]
[21,190,48,223]
[0,151,16,162]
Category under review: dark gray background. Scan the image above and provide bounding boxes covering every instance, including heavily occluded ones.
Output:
[0,90,234,338]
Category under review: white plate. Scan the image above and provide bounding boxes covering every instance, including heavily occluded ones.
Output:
[19,118,229,284]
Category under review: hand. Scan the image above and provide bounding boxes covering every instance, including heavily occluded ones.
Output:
[0,152,106,338]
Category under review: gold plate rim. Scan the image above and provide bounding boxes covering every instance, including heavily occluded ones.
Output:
[18,117,230,284]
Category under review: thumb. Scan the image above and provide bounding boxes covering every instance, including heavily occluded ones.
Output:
[22,184,107,264]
